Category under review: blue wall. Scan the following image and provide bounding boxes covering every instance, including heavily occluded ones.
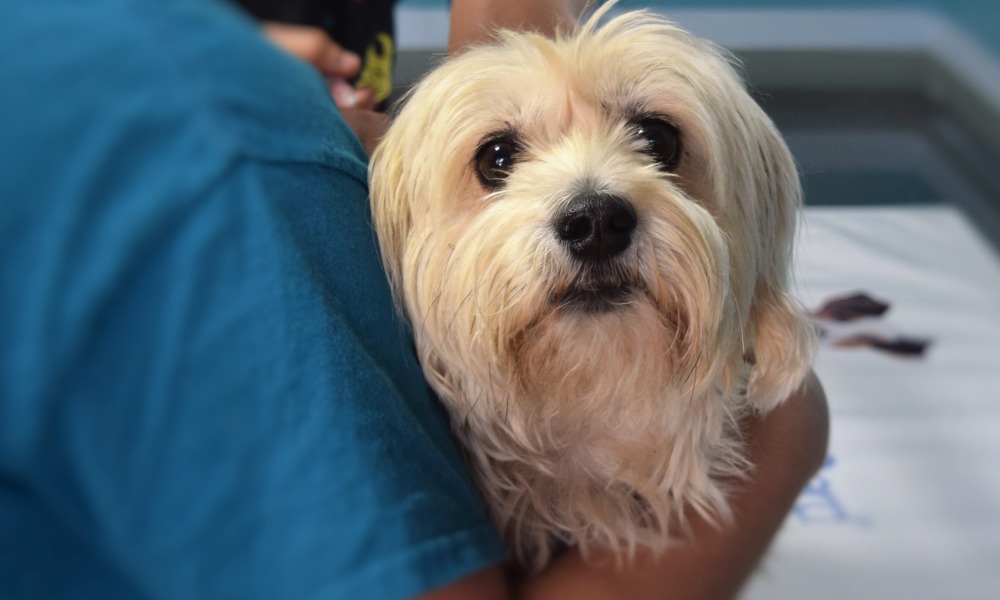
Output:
[400,0,1000,56]
[943,0,1000,55]
[617,0,998,54]
[616,0,936,7]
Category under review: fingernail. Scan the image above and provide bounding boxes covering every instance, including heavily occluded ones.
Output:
[330,78,357,108]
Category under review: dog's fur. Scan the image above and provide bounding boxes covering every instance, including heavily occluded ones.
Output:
[370,5,815,571]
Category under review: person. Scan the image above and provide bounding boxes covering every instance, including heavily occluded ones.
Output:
[0,1,828,599]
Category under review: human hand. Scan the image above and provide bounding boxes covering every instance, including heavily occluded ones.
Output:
[262,22,377,110]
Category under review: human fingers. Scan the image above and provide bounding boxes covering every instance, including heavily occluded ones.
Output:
[263,23,361,79]
[329,79,377,110]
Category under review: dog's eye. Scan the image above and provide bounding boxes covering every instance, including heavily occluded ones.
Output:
[475,138,520,189]
[634,118,682,172]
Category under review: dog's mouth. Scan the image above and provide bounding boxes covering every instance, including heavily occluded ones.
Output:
[552,279,645,313]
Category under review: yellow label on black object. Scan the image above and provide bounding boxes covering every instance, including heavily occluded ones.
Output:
[356,32,394,103]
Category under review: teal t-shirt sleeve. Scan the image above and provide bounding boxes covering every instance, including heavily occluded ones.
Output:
[0,0,506,598]
[31,156,504,600]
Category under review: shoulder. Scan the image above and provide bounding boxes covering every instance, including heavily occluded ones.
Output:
[1,0,366,184]
[0,0,371,394]
[0,3,508,597]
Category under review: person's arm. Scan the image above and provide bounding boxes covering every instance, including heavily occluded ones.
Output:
[420,370,830,600]
[448,0,593,53]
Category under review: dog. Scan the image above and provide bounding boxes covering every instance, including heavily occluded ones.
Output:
[369,4,815,571]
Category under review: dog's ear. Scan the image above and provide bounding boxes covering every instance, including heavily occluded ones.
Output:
[746,282,816,412]
[728,97,816,412]
[369,130,413,310]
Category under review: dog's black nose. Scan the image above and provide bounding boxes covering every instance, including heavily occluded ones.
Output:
[555,193,637,261]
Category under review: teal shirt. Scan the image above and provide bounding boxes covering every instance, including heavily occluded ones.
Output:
[0,1,506,598]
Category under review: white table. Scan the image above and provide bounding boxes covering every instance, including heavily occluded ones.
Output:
[744,206,1000,600]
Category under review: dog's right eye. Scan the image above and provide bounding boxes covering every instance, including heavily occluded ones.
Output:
[475,138,520,189]
[633,117,682,172]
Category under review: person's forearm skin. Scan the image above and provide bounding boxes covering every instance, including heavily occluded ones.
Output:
[448,0,593,53]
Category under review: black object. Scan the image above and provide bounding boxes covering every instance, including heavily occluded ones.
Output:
[814,291,890,322]
[234,0,397,108]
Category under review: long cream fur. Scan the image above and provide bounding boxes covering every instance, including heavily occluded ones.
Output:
[370,5,815,571]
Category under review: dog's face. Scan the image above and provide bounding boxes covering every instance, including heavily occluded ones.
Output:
[373,10,811,412]
[371,9,814,566]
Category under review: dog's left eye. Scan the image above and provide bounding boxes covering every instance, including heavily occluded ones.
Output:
[633,117,682,172]
[475,138,521,189]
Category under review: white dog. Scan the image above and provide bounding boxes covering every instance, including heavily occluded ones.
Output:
[370,5,815,571]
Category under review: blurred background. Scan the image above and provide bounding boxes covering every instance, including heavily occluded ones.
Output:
[390,1,1000,598]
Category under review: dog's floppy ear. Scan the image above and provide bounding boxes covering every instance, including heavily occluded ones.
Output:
[736,104,816,412]
[747,280,815,412]
[369,127,413,310]
[678,44,814,410]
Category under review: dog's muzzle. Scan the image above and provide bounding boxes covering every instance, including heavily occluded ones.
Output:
[553,193,641,312]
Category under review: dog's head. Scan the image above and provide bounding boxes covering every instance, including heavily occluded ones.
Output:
[371,7,813,431]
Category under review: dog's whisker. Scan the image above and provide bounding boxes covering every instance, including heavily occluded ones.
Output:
[503,386,511,425]
[421,248,461,332]
[658,304,684,359]
[447,283,483,332]
[478,279,526,318]
[485,365,505,421]
[421,288,446,333]
[677,352,697,390]
[688,351,704,406]
[730,286,747,357]
[465,389,484,422]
